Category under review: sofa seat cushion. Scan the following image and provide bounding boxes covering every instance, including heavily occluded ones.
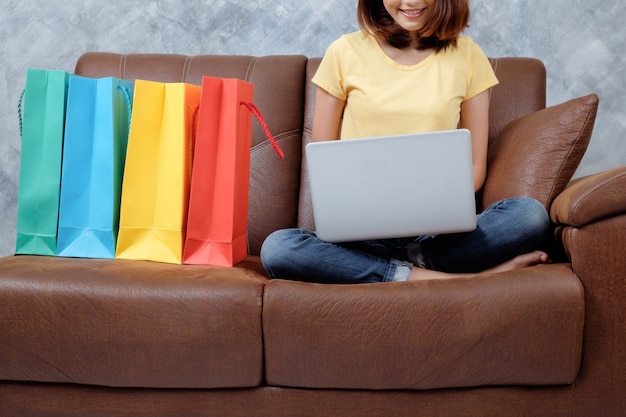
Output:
[263,264,584,390]
[0,256,267,389]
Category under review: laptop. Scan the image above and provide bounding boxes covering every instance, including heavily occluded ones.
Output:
[305,129,477,242]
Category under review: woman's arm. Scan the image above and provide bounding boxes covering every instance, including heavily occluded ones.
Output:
[460,90,491,192]
[311,87,346,142]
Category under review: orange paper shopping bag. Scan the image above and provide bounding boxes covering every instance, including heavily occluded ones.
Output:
[116,80,201,264]
[183,76,283,266]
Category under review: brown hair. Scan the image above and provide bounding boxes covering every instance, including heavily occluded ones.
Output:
[357,0,470,52]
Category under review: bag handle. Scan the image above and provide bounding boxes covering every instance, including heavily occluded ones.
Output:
[17,89,25,138]
[18,84,133,138]
[117,85,133,135]
[240,101,285,159]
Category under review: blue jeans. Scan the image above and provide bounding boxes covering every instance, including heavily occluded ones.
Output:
[260,197,550,284]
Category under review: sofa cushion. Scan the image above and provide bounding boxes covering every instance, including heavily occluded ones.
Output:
[263,264,584,390]
[481,94,599,211]
[0,256,267,389]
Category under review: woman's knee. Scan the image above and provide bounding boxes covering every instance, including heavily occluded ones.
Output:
[507,197,550,244]
[260,228,309,276]
[260,229,293,263]
[482,197,549,243]
[518,197,549,232]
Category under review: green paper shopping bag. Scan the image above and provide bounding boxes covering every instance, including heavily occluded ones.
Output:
[15,69,69,256]
[116,80,201,264]
[56,75,133,258]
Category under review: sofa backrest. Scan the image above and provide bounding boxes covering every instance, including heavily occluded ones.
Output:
[75,53,307,256]
[75,53,551,256]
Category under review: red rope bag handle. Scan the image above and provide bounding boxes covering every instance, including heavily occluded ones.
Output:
[240,101,285,159]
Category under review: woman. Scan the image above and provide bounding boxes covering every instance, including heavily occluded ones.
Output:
[261,0,550,283]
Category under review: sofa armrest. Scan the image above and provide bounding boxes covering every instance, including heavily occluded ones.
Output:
[549,166,626,413]
[550,166,626,227]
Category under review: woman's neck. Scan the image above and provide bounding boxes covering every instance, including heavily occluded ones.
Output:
[379,39,433,66]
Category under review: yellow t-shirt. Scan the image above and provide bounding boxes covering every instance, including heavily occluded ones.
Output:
[312,31,499,140]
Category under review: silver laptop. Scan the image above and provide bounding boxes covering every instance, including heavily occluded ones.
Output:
[305,129,477,242]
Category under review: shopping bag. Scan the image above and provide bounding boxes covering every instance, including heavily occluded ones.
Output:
[56,76,133,258]
[182,76,284,266]
[116,80,201,264]
[15,69,69,256]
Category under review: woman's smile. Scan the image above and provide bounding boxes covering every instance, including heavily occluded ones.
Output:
[400,8,427,19]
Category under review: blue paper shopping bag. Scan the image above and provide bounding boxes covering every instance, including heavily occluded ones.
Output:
[56,76,133,258]
[16,69,69,256]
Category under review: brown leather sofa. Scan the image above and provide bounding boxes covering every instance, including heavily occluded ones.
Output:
[1,52,625,417]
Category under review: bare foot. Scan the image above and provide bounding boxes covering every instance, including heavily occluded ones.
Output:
[483,251,550,274]
[408,250,550,281]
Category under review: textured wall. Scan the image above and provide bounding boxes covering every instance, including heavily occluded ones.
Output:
[1,0,624,256]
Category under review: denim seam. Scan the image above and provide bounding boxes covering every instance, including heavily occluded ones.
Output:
[384,261,398,283]
[388,259,413,282]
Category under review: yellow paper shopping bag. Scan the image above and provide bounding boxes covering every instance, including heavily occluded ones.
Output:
[116,80,201,264]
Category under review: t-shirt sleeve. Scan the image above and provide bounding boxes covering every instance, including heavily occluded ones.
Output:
[464,39,499,101]
[311,37,348,101]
